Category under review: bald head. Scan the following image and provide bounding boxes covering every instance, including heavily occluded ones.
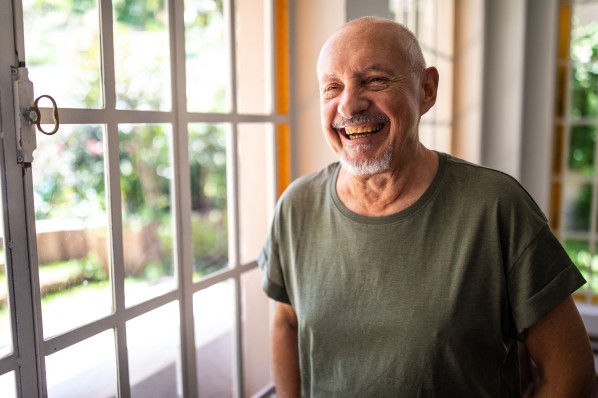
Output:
[317,17,426,78]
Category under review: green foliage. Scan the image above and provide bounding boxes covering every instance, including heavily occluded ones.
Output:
[569,125,595,175]
[566,21,598,239]
[31,0,96,15]
[571,22,598,119]
[29,0,229,291]
[80,253,108,281]
[191,212,227,277]
[114,0,166,30]
[34,125,106,220]
[563,239,598,293]
[119,124,171,222]
[189,124,227,212]
[187,0,223,28]
[38,255,107,296]
[568,184,592,232]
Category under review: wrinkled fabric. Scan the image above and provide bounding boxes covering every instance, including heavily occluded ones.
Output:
[258,152,585,397]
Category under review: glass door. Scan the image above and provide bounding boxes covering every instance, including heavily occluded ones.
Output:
[0,0,289,396]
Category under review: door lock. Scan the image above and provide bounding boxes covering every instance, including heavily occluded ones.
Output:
[12,65,60,164]
[24,95,60,135]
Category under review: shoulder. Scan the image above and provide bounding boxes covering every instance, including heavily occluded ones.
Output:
[440,154,547,222]
[278,162,338,205]
[269,162,338,238]
[445,155,521,187]
[444,155,538,200]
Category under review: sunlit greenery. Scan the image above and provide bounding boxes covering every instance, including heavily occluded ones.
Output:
[567,18,598,293]
[20,0,229,303]
[571,21,598,119]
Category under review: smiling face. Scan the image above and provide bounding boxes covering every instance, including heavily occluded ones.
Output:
[317,18,437,176]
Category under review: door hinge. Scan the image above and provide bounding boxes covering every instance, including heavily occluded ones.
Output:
[12,64,37,165]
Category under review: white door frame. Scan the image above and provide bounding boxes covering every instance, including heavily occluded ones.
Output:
[0,0,46,396]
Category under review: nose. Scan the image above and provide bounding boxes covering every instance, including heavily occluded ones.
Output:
[337,85,369,119]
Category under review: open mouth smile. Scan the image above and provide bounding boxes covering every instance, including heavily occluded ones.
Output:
[338,124,386,140]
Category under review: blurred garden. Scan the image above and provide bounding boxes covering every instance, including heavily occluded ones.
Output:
[0,0,229,324]
[562,17,598,293]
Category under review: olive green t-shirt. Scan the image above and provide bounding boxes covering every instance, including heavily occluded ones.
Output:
[258,153,585,397]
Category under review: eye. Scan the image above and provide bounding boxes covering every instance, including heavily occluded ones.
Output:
[366,76,387,84]
[322,84,341,99]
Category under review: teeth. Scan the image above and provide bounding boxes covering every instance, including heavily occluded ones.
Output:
[344,124,384,135]
[348,133,374,140]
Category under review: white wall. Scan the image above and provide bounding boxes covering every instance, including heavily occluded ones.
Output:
[480,0,527,180]
[291,0,344,178]
[520,0,558,213]
[478,0,558,213]
[453,0,485,164]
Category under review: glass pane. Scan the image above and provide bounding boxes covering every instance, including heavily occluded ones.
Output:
[185,0,230,113]
[119,124,175,306]
[23,0,102,108]
[33,125,112,338]
[113,0,171,111]
[241,268,271,396]
[571,2,598,63]
[236,0,268,114]
[568,125,595,175]
[571,3,598,119]
[238,124,271,265]
[573,1,598,46]
[188,124,229,281]
[194,281,234,398]
[0,372,16,398]
[563,180,592,232]
[128,302,181,397]
[564,239,591,290]
[570,62,598,119]
[46,331,117,397]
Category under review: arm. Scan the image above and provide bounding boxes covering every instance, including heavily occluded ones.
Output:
[272,302,301,398]
[523,296,595,397]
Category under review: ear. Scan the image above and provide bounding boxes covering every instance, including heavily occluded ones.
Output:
[419,67,439,115]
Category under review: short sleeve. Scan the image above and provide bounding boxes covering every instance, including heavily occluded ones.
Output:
[258,221,291,305]
[509,225,586,335]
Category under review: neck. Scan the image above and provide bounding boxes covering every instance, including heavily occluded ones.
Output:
[336,146,439,217]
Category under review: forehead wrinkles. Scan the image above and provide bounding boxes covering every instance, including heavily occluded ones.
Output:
[317,20,421,79]
[319,41,405,80]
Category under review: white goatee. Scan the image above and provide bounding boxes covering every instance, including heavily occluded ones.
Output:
[339,142,393,176]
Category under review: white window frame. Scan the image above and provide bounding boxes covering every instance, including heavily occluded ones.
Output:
[0,0,288,396]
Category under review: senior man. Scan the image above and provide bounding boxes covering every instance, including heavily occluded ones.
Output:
[259,16,595,397]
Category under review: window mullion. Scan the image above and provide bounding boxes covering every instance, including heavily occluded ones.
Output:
[98,0,130,394]
[224,0,246,395]
[169,0,200,395]
[99,0,117,111]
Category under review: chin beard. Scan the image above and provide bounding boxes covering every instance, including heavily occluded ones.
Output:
[339,143,394,176]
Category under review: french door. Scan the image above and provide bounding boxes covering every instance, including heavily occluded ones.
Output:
[0,0,289,396]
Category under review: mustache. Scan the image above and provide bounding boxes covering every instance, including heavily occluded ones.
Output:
[332,113,390,128]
